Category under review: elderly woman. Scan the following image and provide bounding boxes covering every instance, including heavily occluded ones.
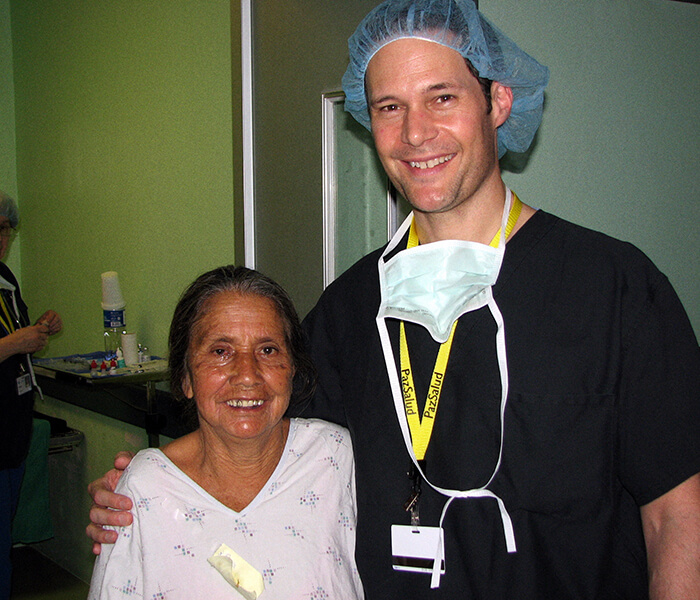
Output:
[88,266,363,599]
[0,191,61,598]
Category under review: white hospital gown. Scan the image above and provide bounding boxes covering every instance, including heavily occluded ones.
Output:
[88,418,364,599]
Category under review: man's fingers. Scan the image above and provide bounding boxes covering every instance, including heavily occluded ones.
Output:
[88,504,133,528]
[113,451,135,470]
[86,522,118,550]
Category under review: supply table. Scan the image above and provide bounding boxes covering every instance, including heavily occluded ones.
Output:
[32,352,190,446]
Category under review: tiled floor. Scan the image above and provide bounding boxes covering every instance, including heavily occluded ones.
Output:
[10,546,89,600]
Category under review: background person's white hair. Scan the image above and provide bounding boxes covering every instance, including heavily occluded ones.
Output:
[0,191,19,228]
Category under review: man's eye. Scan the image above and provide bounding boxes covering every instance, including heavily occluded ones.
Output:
[379,104,399,112]
[261,346,278,356]
[436,94,454,103]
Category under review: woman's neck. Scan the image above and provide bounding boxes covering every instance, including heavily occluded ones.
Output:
[163,418,291,512]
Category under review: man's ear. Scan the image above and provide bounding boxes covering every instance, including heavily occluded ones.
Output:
[491,82,513,128]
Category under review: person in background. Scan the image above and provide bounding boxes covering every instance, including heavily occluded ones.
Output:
[0,191,61,599]
[88,265,363,599]
[85,1,700,598]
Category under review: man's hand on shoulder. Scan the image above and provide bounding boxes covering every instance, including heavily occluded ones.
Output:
[86,451,135,555]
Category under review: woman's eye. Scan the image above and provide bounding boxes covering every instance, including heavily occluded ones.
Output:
[260,346,278,356]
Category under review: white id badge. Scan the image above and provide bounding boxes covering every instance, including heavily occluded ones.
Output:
[391,524,445,574]
[16,373,32,395]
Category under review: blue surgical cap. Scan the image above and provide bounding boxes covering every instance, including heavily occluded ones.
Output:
[0,191,19,228]
[342,0,550,157]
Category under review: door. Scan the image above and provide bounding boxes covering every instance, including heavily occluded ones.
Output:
[242,0,390,317]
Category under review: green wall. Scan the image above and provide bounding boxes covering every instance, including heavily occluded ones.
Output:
[10,0,234,359]
[486,0,699,333]
[4,0,233,583]
[0,0,21,277]
[249,0,698,333]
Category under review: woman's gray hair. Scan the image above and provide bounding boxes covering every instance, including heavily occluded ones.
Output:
[0,191,19,228]
[168,265,317,426]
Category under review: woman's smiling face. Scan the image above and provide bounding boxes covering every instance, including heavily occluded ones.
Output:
[183,290,294,444]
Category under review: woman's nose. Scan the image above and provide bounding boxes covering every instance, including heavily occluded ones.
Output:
[228,352,262,384]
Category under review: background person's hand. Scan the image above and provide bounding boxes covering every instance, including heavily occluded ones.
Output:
[36,309,62,335]
[10,324,49,354]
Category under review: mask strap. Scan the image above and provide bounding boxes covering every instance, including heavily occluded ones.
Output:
[376,189,520,588]
[428,292,515,588]
[376,291,516,590]
[495,190,522,247]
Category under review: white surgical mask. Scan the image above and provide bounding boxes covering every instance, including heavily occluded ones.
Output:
[377,205,507,343]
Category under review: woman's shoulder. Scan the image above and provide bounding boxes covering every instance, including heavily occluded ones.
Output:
[291,417,350,438]
[130,447,168,467]
[284,419,355,504]
[116,448,174,492]
[157,431,199,471]
[289,418,353,457]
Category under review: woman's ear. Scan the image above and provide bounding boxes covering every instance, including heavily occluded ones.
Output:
[182,371,194,399]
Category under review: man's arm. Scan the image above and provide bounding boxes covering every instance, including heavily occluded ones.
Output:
[641,471,700,600]
[86,452,135,554]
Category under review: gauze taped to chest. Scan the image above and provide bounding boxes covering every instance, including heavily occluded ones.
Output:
[207,543,265,599]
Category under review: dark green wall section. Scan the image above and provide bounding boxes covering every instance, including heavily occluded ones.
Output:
[252,0,699,333]
[489,0,699,334]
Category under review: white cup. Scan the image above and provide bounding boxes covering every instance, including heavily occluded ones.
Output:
[101,271,125,310]
[121,332,138,366]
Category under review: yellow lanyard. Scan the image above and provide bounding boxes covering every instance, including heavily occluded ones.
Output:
[0,293,17,335]
[399,193,522,460]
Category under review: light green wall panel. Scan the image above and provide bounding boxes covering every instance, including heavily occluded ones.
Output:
[0,0,21,278]
[11,0,234,358]
[483,0,699,334]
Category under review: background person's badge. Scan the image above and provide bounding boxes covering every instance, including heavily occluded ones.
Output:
[16,372,31,395]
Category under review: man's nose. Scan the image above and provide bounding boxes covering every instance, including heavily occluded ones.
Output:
[401,107,438,147]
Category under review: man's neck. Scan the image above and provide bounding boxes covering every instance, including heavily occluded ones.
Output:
[412,179,508,245]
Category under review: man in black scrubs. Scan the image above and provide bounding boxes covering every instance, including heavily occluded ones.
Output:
[86,1,699,598]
